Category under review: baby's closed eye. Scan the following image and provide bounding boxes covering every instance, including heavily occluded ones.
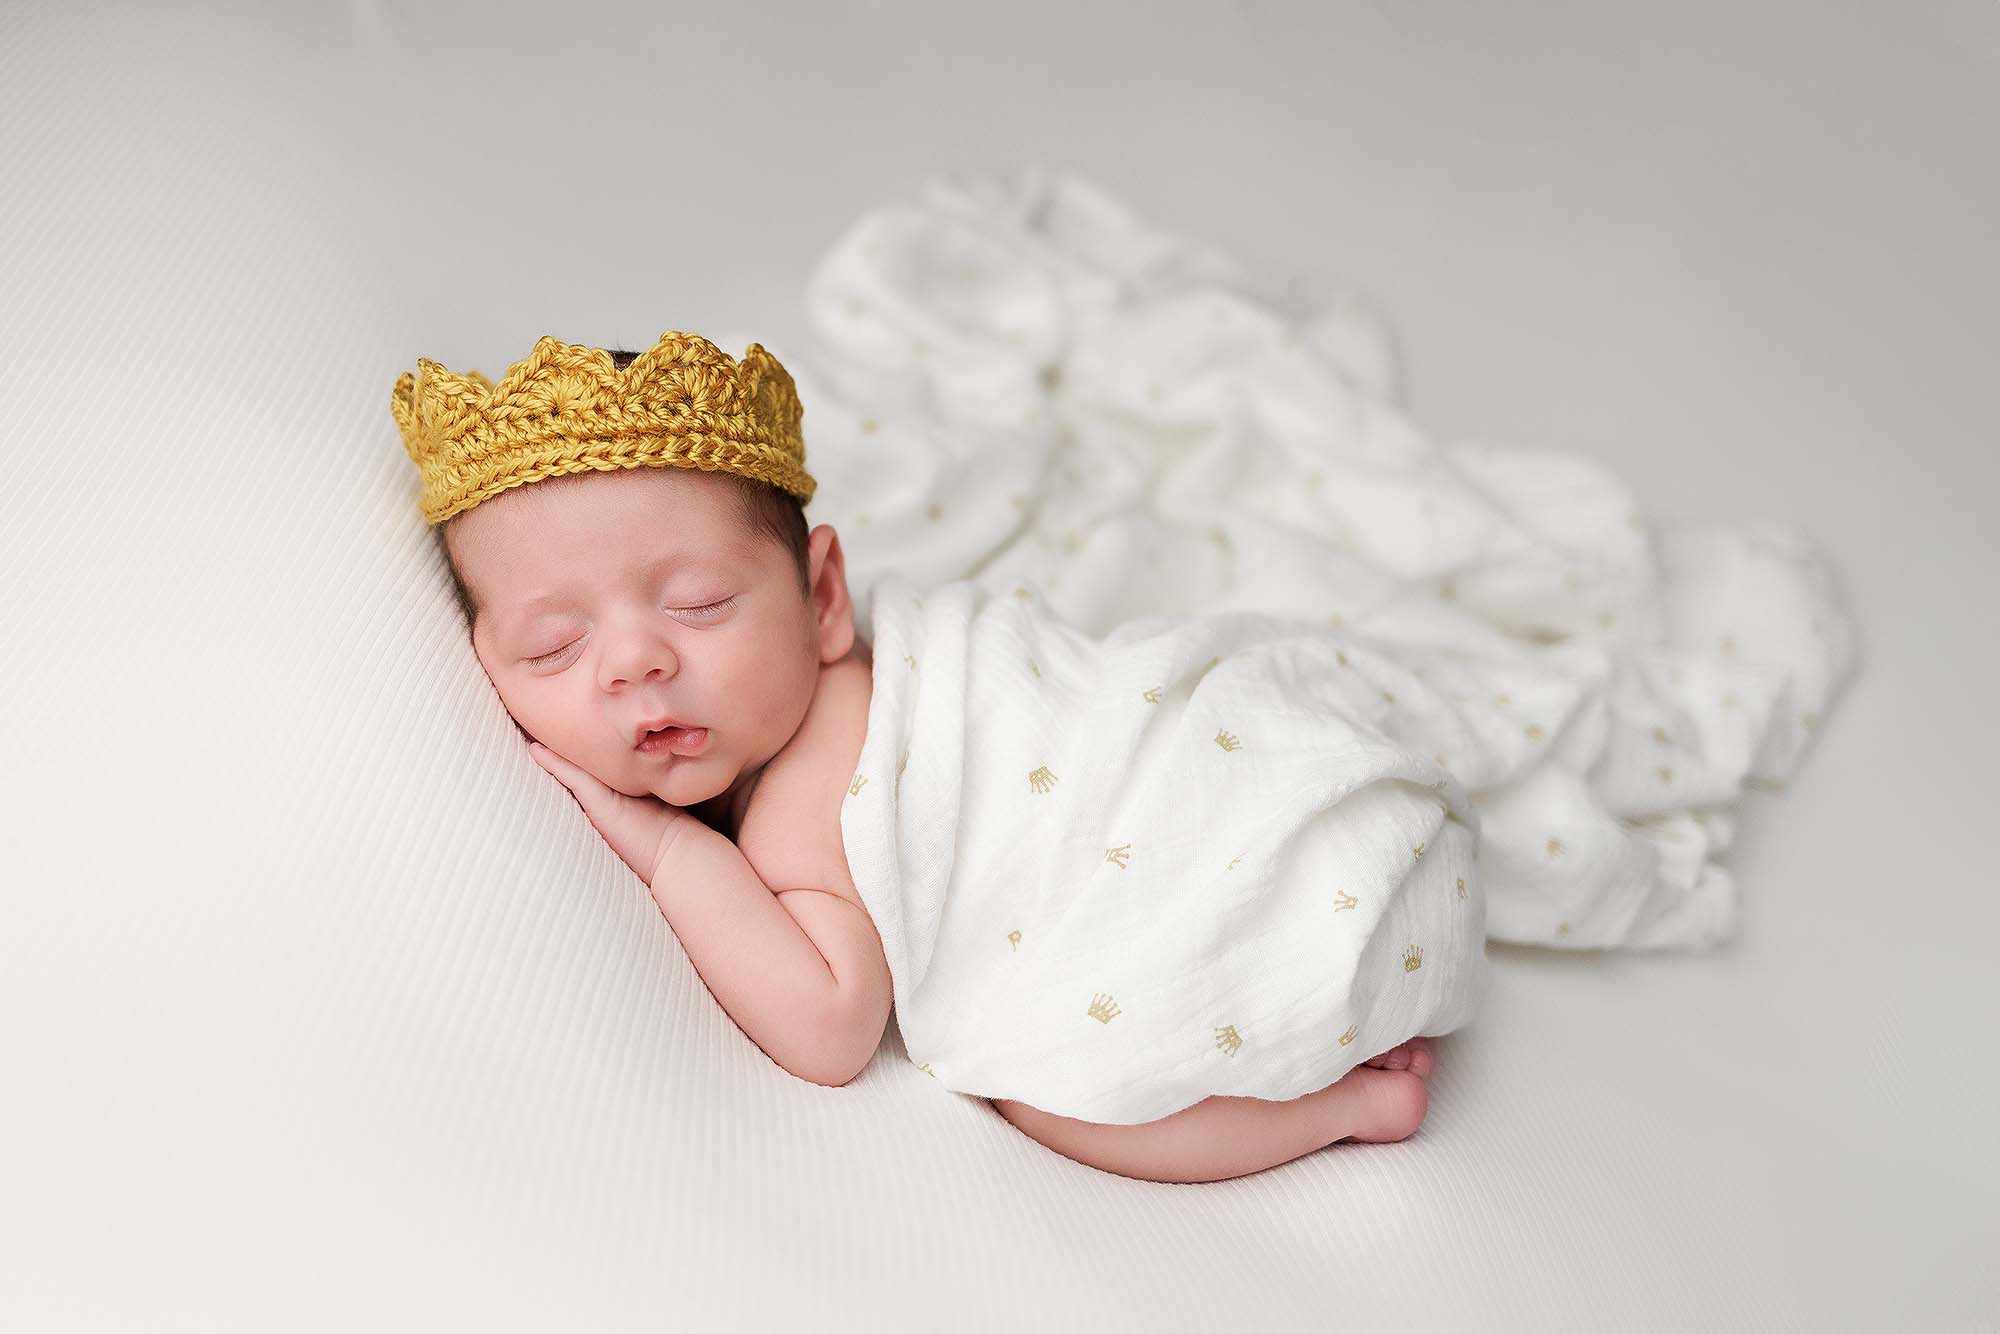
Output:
[521,597,741,668]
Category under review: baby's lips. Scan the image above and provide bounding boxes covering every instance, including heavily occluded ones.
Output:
[632,717,697,746]
[636,725,710,757]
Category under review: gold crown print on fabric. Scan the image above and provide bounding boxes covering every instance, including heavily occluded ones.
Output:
[391,330,815,524]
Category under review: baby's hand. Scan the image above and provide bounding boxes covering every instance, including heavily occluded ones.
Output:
[527,742,689,887]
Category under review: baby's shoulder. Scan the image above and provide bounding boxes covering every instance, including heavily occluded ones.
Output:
[734,652,872,912]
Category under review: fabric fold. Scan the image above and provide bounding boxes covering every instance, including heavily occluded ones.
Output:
[840,574,1492,1124]
[776,167,1860,962]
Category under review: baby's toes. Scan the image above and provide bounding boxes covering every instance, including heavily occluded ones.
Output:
[1363,1041,1414,1071]
[1362,1037,1437,1078]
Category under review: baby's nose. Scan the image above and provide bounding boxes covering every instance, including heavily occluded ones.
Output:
[604,653,675,690]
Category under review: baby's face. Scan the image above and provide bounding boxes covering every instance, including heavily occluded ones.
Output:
[446,465,852,812]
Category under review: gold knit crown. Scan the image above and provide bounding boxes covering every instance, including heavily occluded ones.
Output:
[391,330,815,525]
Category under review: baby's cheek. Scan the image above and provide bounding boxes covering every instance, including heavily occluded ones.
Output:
[500,679,578,750]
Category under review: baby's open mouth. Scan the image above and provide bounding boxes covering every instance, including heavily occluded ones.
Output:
[636,725,709,757]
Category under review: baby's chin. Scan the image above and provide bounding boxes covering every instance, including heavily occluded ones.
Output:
[623,769,707,803]
[629,756,734,808]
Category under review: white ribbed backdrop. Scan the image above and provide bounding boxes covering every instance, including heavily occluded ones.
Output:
[2,4,1993,1330]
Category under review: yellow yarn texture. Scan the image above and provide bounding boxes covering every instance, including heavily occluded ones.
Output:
[391,330,816,524]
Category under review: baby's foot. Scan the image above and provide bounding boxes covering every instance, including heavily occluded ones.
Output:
[1326,1066,1430,1145]
[1362,1036,1436,1079]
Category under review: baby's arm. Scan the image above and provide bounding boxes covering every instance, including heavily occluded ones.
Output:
[648,817,860,1087]
[525,740,859,1087]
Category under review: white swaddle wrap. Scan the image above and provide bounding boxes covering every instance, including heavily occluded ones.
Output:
[838,573,1491,1125]
[737,167,1860,964]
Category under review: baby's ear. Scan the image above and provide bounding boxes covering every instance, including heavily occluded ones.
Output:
[805,525,855,664]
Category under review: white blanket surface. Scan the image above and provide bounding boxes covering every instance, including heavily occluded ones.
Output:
[723,170,1855,970]
[840,574,1489,1124]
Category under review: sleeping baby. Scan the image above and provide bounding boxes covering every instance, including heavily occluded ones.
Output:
[392,330,1485,1185]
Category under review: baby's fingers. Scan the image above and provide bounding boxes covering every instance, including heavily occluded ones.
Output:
[529,742,594,792]
[526,740,678,885]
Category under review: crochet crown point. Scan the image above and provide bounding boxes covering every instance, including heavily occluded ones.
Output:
[390,329,815,525]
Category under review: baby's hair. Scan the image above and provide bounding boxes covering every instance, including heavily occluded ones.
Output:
[439,348,813,629]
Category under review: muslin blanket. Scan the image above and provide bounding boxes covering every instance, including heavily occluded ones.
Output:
[732,167,1861,962]
[839,573,1491,1125]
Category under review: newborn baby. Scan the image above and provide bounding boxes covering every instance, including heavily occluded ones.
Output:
[406,336,1440,1185]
